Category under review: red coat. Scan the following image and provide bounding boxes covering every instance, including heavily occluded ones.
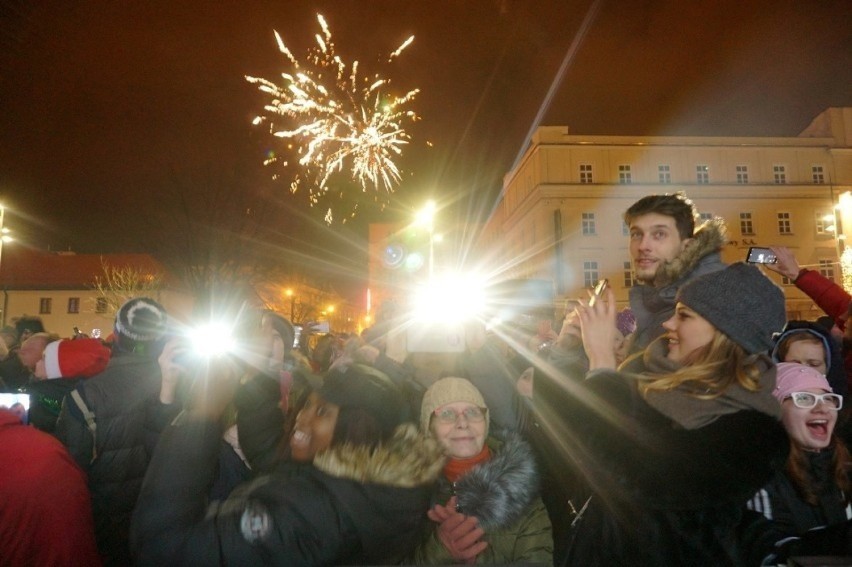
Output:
[0,410,100,566]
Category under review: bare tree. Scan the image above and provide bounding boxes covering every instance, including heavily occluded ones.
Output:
[90,257,164,315]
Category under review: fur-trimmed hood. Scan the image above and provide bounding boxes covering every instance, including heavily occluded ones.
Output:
[313,423,446,487]
[651,217,728,288]
[454,435,540,531]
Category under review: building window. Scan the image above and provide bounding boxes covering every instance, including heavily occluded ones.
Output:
[39,298,52,314]
[736,165,749,184]
[777,212,792,235]
[815,211,835,235]
[67,297,80,314]
[95,297,108,314]
[579,163,593,184]
[818,259,835,281]
[623,261,635,288]
[658,164,671,184]
[583,261,599,288]
[618,165,632,184]
[812,165,825,184]
[773,165,787,184]
[781,275,793,286]
[696,165,709,184]
[740,212,754,235]
[622,221,630,236]
[582,212,596,235]
[698,212,713,223]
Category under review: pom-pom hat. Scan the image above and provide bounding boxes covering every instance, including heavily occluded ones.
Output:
[43,339,111,380]
[773,362,833,402]
[676,262,786,355]
[420,377,489,435]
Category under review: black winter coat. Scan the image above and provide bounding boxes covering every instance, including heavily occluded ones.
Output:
[132,419,445,566]
[530,353,788,566]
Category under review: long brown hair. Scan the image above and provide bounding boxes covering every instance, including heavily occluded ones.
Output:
[638,330,763,398]
[786,436,852,505]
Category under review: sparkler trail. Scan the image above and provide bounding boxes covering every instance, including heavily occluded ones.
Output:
[247,14,418,224]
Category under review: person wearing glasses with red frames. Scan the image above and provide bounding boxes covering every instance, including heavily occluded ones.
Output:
[745,362,852,563]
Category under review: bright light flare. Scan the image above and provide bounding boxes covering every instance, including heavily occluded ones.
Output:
[187,322,234,358]
[412,273,487,323]
[247,14,419,223]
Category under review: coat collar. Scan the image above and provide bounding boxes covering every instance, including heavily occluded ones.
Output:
[650,217,728,288]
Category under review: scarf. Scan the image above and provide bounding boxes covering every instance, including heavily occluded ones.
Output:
[628,338,781,429]
[443,445,492,483]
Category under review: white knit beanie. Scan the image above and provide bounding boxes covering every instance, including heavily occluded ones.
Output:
[420,377,488,435]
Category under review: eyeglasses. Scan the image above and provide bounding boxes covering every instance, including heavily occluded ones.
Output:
[433,406,487,424]
[786,391,843,410]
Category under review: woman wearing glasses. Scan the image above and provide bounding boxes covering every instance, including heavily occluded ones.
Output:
[746,362,851,562]
[412,377,553,565]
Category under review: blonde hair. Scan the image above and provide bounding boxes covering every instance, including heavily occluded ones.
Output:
[637,330,763,398]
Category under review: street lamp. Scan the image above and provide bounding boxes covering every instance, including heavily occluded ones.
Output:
[415,200,436,278]
[285,288,295,321]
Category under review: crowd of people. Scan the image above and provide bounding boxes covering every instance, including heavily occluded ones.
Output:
[1,191,851,566]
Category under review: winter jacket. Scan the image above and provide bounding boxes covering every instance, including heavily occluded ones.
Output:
[413,435,553,565]
[770,320,848,397]
[629,218,727,352]
[54,353,170,565]
[747,448,851,544]
[132,419,445,566]
[0,409,101,567]
[537,340,789,566]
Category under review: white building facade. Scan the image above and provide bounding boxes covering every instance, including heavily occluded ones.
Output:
[482,108,852,319]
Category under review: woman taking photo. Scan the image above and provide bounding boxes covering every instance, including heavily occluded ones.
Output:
[132,360,445,566]
[413,377,553,565]
[543,262,790,564]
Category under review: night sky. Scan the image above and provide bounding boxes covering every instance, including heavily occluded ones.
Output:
[0,0,850,283]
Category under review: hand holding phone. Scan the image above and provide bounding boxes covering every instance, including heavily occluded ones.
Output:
[589,279,609,307]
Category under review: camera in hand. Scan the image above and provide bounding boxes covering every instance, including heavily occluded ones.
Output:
[746,247,777,264]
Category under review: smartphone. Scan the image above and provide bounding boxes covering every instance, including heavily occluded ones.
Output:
[746,247,777,264]
[589,278,609,307]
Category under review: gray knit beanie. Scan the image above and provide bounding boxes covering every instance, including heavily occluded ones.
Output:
[676,262,786,354]
[420,377,489,436]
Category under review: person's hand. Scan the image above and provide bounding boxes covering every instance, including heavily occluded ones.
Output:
[158,337,190,404]
[576,287,618,370]
[427,497,488,563]
[766,246,801,280]
[188,356,241,421]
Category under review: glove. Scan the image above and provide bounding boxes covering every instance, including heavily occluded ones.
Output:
[428,497,488,564]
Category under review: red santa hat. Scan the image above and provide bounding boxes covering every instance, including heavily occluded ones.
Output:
[43,339,111,380]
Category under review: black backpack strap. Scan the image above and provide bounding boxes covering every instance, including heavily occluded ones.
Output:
[70,389,98,463]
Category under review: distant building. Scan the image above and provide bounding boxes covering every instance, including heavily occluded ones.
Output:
[481,107,852,320]
[0,248,192,338]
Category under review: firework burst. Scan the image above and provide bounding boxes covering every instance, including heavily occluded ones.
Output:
[247,14,418,223]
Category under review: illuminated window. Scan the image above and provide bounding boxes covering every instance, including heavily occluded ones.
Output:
[736,165,749,184]
[696,165,709,184]
[67,298,80,314]
[580,163,593,184]
[95,297,108,314]
[623,261,635,288]
[658,164,671,184]
[812,165,825,184]
[39,298,52,314]
[777,212,792,235]
[815,211,834,235]
[582,212,596,235]
[773,165,786,184]
[583,261,599,288]
[618,165,632,184]
[740,212,754,235]
[818,259,835,281]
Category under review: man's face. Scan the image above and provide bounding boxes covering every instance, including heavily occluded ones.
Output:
[18,337,48,371]
[628,213,690,282]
